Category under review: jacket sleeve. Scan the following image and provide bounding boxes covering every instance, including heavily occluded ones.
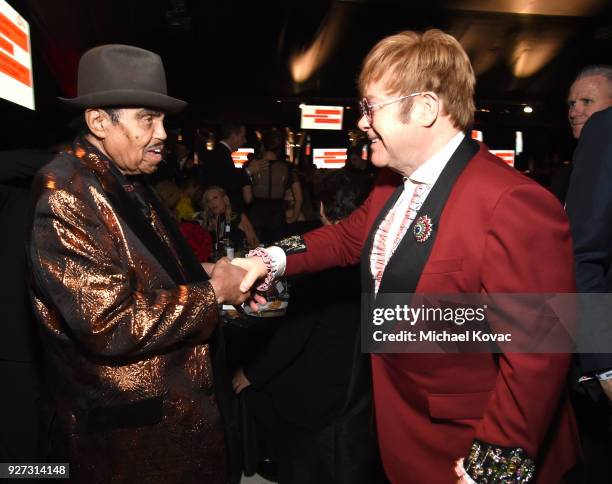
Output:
[284,185,374,276]
[30,184,219,359]
[465,183,574,479]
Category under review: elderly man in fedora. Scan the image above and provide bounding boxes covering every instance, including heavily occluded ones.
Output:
[28,45,247,483]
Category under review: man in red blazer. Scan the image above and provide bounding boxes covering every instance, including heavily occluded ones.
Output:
[235,29,579,483]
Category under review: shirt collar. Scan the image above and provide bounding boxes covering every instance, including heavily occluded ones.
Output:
[219,140,233,152]
[405,131,465,187]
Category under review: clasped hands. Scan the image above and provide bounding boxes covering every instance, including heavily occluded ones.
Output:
[203,256,269,308]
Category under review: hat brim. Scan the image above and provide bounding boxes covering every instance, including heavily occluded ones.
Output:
[58,89,187,114]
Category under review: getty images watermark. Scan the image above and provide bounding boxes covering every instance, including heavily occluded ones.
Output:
[361,293,612,354]
[371,303,495,340]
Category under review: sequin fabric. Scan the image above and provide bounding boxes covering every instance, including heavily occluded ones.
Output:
[464,439,535,483]
[275,234,307,255]
[370,182,429,293]
[28,140,226,483]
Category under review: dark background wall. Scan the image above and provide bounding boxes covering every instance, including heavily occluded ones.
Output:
[2,0,611,168]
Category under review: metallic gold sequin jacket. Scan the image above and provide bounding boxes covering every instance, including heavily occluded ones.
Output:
[28,138,227,483]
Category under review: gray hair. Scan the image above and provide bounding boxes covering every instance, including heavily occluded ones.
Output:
[78,107,122,135]
[574,65,612,84]
[102,107,121,123]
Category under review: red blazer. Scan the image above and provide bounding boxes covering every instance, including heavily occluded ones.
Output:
[285,143,580,483]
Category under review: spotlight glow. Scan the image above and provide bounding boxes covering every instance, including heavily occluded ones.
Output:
[290,4,346,84]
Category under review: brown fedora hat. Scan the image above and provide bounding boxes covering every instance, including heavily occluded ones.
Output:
[59,44,186,113]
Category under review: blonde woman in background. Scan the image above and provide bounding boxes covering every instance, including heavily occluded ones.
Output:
[201,186,259,252]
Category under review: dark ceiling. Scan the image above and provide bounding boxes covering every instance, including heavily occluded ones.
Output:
[3,0,612,158]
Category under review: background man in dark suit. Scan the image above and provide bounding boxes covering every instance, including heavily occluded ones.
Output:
[565,106,612,483]
[551,65,612,203]
[199,122,247,210]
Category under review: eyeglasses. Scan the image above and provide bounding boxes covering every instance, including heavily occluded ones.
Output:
[359,92,423,124]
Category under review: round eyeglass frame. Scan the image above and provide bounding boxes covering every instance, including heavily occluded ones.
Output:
[359,92,424,123]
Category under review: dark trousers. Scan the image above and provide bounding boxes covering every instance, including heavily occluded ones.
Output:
[243,388,386,484]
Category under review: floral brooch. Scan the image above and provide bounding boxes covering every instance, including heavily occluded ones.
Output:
[413,215,433,243]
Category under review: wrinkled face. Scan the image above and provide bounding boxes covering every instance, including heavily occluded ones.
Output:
[567,75,612,139]
[204,189,228,215]
[357,80,418,175]
[103,108,167,175]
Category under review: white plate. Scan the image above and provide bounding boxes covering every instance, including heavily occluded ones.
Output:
[243,300,288,318]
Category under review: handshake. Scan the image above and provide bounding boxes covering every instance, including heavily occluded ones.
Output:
[204,256,269,308]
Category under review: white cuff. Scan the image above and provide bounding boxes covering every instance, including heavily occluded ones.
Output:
[597,369,612,381]
[265,246,286,279]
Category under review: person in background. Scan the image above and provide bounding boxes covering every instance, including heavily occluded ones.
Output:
[202,185,259,253]
[28,44,249,483]
[198,122,247,210]
[238,154,254,206]
[316,170,373,226]
[175,177,203,222]
[155,180,213,263]
[551,65,612,203]
[567,65,612,140]
[565,107,612,483]
[284,185,305,224]
[247,130,302,244]
[234,29,579,483]
[238,167,254,206]
[232,169,382,484]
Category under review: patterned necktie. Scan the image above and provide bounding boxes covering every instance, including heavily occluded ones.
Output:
[372,183,429,293]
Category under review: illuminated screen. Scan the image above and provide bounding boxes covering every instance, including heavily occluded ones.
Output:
[300,105,343,130]
[231,148,254,168]
[0,0,33,110]
[313,148,347,169]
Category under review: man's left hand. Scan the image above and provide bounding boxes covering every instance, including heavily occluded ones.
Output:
[454,458,476,484]
[201,262,214,276]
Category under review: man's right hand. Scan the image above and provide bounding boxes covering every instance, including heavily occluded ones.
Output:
[231,256,268,292]
[209,258,250,305]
